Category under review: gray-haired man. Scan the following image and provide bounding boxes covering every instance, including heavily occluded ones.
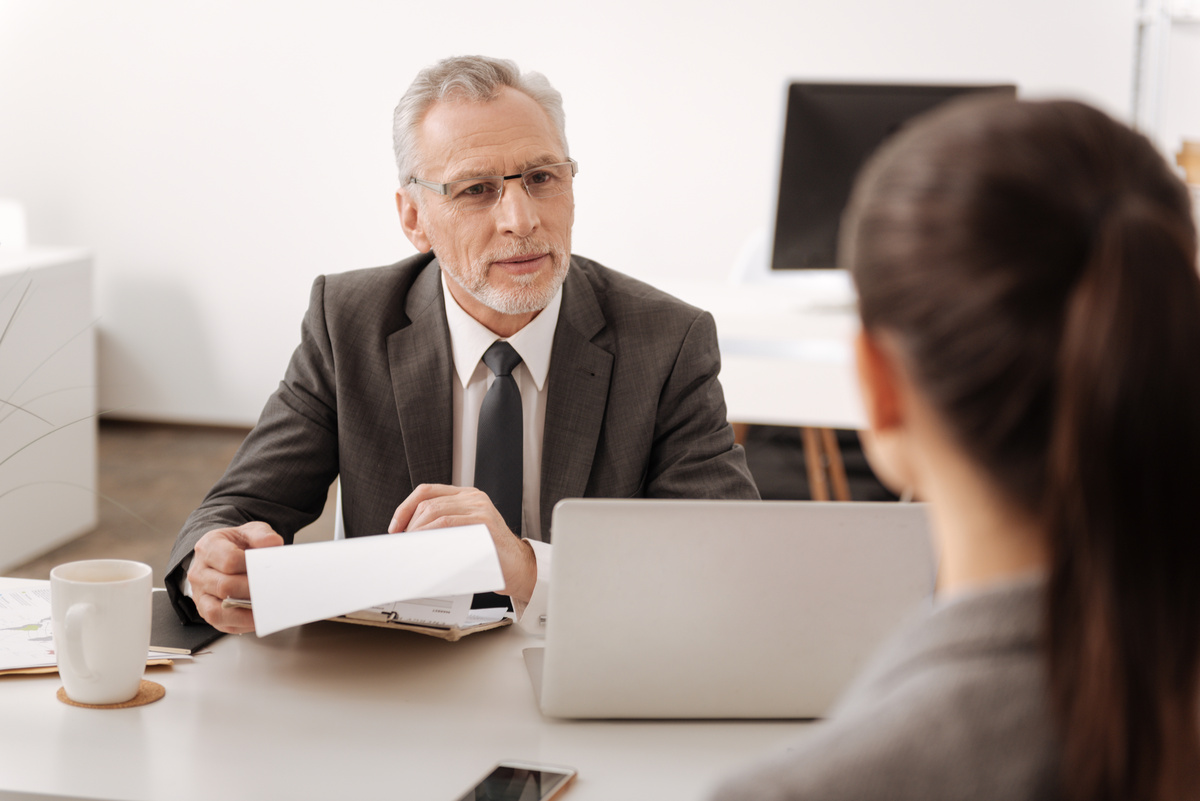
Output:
[166,55,758,633]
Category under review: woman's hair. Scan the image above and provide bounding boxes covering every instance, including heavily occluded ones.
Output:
[841,97,1200,801]
[392,55,568,188]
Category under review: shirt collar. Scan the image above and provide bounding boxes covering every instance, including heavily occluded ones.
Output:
[441,270,561,391]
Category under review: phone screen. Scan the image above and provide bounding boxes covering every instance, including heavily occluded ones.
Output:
[457,763,575,801]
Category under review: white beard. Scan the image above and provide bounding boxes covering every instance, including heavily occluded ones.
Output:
[438,240,570,315]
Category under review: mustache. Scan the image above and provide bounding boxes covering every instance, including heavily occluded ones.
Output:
[485,239,565,263]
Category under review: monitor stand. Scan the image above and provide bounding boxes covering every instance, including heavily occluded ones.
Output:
[729,227,857,313]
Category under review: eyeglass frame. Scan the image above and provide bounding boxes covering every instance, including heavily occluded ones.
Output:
[406,158,579,207]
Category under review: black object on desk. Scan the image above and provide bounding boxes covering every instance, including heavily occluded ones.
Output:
[151,589,224,654]
[770,81,1017,273]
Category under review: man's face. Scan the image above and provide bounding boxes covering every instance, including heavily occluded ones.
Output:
[398,86,574,334]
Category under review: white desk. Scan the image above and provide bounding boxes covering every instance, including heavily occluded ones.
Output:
[660,279,865,431]
[660,279,866,499]
[0,598,807,800]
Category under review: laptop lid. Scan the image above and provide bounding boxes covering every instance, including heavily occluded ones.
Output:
[531,499,935,719]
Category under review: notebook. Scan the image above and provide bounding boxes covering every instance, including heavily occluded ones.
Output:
[151,589,224,654]
[524,499,936,719]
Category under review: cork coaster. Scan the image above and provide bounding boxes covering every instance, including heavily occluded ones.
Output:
[56,680,165,709]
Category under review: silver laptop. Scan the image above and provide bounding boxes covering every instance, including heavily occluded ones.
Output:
[524,499,935,719]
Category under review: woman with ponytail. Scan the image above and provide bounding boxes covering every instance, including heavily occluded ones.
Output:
[710,97,1200,801]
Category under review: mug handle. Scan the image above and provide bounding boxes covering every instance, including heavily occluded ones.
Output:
[62,602,97,681]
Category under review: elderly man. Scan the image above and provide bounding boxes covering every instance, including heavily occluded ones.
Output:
[165,55,758,633]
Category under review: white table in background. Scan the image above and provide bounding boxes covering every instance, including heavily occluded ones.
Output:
[660,278,865,430]
[662,278,866,499]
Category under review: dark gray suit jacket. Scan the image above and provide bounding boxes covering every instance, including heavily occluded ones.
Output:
[166,252,758,621]
[708,577,1058,801]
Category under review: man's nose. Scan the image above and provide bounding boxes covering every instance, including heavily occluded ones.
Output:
[494,177,540,237]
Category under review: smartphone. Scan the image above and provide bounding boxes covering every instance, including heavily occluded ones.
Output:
[455,760,577,801]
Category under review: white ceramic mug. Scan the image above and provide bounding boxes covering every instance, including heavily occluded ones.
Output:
[51,560,153,705]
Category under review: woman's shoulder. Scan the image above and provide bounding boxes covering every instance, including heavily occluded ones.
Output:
[709,579,1058,801]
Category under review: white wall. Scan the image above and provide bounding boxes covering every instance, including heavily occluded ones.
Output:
[0,0,1148,425]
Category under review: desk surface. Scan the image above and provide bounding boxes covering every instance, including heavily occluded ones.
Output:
[660,279,866,430]
[1,590,806,800]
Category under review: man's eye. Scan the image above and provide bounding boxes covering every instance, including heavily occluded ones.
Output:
[449,179,502,200]
[459,182,496,197]
[526,170,553,185]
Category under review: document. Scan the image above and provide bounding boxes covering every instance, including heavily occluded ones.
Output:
[0,578,184,675]
[0,582,57,672]
[345,594,475,627]
[244,525,505,637]
[336,597,511,641]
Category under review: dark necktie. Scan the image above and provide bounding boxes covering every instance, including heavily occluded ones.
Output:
[474,341,523,536]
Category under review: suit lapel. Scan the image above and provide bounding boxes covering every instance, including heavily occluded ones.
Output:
[386,259,454,488]
[540,264,613,541]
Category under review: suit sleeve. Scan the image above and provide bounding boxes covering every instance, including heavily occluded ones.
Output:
[644,310,759,500]
[164,275,341,622]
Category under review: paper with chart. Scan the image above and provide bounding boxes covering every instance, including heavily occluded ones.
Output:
[244,525,505,637]
[0,582,57,671]
[0,578,185,674]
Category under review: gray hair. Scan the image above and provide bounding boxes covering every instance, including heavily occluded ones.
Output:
[392,55,568,187]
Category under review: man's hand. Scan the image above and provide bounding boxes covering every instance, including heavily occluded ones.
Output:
[388,484,537,605]
[188,522,284,633]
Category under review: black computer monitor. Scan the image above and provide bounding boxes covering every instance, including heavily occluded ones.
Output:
[770,82,1016,272]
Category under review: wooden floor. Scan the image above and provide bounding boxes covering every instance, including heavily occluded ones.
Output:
[7,420,888,584]
[6,421,336,583]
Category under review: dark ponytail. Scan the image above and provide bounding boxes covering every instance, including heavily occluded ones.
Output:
[1047,192,1200,801]
[843,98,1200,801]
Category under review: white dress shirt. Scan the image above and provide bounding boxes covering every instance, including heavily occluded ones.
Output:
[441,273,557,632]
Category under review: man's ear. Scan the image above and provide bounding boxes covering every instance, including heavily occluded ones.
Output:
[854,329,905,433]
[396,190,432,253]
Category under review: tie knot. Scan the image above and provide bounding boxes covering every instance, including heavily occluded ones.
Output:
[483,341,522,377]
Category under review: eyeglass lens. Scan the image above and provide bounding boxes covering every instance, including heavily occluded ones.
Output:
[447,163,574,208]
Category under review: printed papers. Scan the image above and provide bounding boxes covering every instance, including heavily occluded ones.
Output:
[0,578,185,674]
[245,525,504,637]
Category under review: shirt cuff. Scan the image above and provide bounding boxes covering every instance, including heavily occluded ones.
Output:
[512,539,550,636]
[178,553,195,598]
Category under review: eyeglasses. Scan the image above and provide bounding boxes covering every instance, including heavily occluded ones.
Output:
[408,159,578,211]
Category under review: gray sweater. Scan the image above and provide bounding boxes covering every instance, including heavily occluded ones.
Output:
[709,576,1059,801]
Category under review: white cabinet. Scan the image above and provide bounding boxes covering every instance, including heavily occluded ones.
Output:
[0,248,96,572]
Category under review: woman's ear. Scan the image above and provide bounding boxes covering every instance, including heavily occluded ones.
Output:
[855,329,904,433]
[396,190,433,253]
[854,329,915,494]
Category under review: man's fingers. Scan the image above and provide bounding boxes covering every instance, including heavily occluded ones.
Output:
[405,496,453,531]
[189,522,282,631]
[194,524,283,574]
[406,491,503,533]
[230,521,285,550]
[188,563,251,602]
[194,534,248,575]
[390,484,461,532]
[407,513,477,532]
[194,592,256,634]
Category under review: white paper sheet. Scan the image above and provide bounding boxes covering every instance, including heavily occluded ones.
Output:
[245,525,504,637]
